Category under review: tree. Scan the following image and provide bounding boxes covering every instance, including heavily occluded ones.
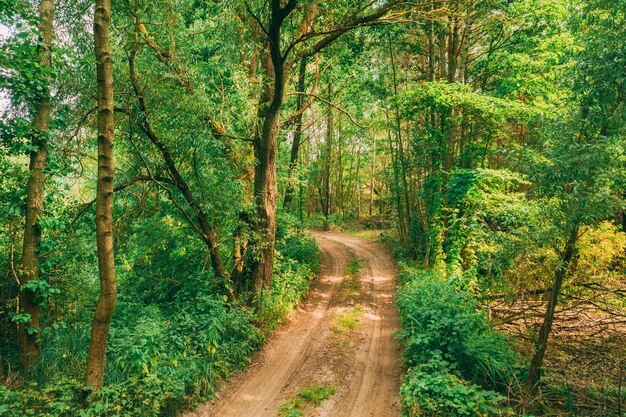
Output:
[526,0,626,392]
[85,0,117,389]
[17,0,54,370]
[243,0,403,299]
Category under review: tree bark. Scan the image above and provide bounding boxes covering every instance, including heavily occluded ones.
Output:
[386,114,406,239]
[369,134,376,217]
[323,77,333,219]
[526,226,579,393]
[18,0,55,370]
[247,0,296,298]
[250,73,280,296]
[355,147,361,220]
[283,55,308,208]
[86,0,117,389]
[388,31,411,236]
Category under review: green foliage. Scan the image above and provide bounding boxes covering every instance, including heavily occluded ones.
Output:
[276,231,321,274]
[401,358,510,417]
[297,383,336,405]
[1,0,624,416]
[301,213,329,230]
[1,227,318,416]
[397,267,521,416]
[0,376,190,417]
[20,279,60,304]
[398,269,520,388]
[330,306,363,334]
[277,383,336,417]
[345,252,362,279]
[260,232,319,332]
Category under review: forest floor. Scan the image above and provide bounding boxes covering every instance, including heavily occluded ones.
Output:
[183,231,402,417]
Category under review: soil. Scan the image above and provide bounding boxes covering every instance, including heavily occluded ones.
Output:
[183,231,402,417]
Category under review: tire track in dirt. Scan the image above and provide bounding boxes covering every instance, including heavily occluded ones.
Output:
[317,232,401,417]
[183,231,401,417]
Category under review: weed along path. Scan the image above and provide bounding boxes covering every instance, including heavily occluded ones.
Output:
[184,231,402,417]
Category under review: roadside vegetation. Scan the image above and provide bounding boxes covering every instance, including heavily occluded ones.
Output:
[0,228,319,416]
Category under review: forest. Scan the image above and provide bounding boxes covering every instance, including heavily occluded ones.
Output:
[0,0,625,416]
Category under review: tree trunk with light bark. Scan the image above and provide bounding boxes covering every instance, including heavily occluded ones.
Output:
[85,0,117,390]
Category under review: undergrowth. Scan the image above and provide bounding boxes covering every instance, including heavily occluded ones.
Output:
[340,250,362,302]
[0,230,319,417]
[397,265,522,417]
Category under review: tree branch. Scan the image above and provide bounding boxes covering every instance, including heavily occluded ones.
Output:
[288,91,371,129]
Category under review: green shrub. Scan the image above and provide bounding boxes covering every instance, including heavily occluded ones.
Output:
[259,257,314,332]
[397,267,521,416]
[398,269,519,389]
[302,213,328,230]
[2,228,318,417]
[260,232,320,331]
[400,358,509,417]
[277,233,320,273]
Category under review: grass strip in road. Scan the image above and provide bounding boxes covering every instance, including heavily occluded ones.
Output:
[330,305,364,334]
[277,383,337,417]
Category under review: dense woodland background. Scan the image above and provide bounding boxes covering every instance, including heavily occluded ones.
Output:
[0,0,625,415]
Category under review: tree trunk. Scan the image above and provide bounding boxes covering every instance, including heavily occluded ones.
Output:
[283,55,308,208]
[250,98,279,296]
[527,227,579,393]
[323,77,333,219]
[247,0,292,299]
[86,0,117,389]
[438,23,446,80]
[18,0,54,370]
[369,134,376,217]
[447,18,459,83]
[355,148,361,220]
[386,112,406,240]
[337,116,344,217]
[427,2,435,82]
[388,31,411,236]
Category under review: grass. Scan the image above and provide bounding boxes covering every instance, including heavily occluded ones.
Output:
[277,383,337,416]
[340,251,362,301]
[344,229,385,241]
[330,305,364,334]
[345,251,362,279]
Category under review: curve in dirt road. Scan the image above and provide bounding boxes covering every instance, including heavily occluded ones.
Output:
[184,231,401,417]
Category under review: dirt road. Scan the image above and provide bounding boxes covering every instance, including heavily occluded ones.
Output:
[184,231,401,417]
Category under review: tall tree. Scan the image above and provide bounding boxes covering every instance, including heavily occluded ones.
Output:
[244,0,403,299]
[85,0,116,389]
[283,55,309,208]
[17,0,55,369]
[526,0,626,392]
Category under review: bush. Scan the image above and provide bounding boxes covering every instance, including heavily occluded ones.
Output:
[398,269,519,389]
[2,230,319,416]
[400,357,509,417]
[302,213,328,230]
[277,233,320,273]
[261,233,319,331]
[397,267,521,416]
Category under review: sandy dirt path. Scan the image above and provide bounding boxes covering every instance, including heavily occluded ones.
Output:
[184,231,402,417]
